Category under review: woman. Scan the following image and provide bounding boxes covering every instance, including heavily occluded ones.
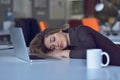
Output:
[30,25,120,66]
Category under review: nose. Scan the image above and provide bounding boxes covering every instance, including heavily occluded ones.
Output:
[52,42,59,49]
[54,42,59,47]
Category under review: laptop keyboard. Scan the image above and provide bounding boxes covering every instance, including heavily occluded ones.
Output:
[29,55,46,60]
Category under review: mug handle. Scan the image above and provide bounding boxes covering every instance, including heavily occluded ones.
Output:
[101,52,110,67]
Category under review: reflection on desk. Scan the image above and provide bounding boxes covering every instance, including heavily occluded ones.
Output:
[0,55,120,80]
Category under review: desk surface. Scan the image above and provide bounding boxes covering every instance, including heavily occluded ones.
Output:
[0,54,120,80]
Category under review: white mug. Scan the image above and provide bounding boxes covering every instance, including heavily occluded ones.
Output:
[87,49,110,69]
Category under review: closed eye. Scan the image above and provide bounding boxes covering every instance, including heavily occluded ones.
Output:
[49,36,56,50]
[50,36,55,43]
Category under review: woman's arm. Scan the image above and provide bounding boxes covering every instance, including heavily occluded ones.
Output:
[46,49,87,59]
[47,50,70,58]
[69,49,86,59]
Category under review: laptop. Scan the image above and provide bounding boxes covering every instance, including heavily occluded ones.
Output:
[9,27,59,62]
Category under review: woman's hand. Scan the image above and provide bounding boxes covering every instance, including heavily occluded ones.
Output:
[47,50,70,58]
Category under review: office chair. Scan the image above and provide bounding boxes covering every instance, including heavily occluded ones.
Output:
[82,17,100,32]
[14,18,40,47]
[39,21,48,31]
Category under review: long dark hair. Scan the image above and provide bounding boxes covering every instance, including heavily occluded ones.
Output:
[30,27,68,54]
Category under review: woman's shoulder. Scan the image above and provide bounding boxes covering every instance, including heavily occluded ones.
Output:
[68,25,89,37]
[69,25,90,32]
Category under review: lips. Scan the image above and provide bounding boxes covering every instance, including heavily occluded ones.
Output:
[60,41,63,48]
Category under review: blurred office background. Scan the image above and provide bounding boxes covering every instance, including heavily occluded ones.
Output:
[0,0,120,46]
[0,0,120,28]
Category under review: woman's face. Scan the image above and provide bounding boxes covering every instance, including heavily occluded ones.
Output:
[44,31,69,50]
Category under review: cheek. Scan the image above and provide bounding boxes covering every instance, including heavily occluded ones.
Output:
[59,39,67,49]
[60,35,68,47]
[63,41,67,48]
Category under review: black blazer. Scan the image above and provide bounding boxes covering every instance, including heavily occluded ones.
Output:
[68,25,120,66]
